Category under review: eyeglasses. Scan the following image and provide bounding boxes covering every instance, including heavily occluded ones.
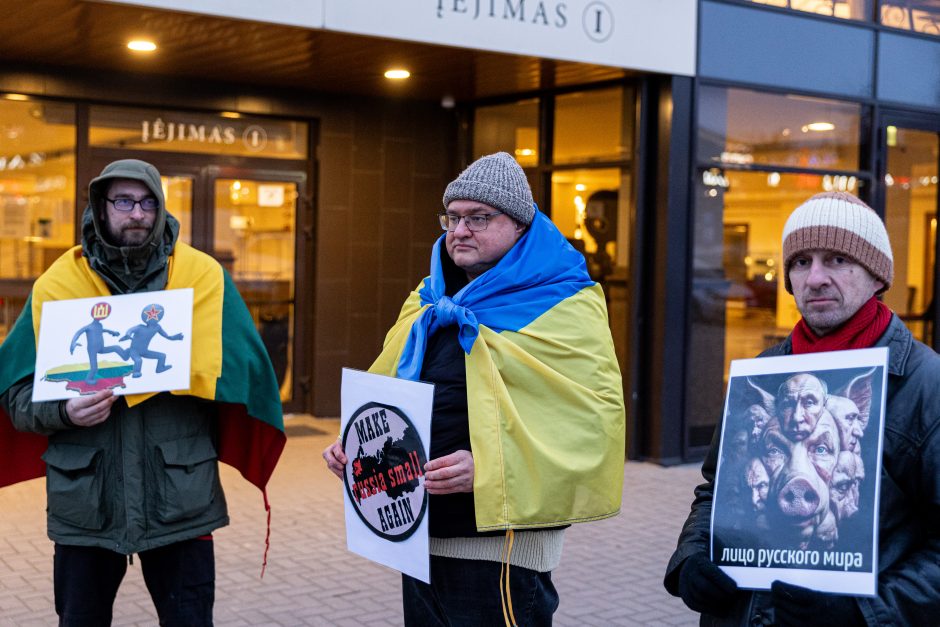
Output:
[106,196,159,212]
[438,212,503,232]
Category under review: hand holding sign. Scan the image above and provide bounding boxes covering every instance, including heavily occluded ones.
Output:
[424,450,474,494]
[323,439,348,478]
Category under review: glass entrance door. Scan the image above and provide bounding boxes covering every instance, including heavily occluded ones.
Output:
[881,119,940,350]
[212,177,298,404]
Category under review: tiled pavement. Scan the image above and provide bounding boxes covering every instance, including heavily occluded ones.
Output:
[0,415,703,626]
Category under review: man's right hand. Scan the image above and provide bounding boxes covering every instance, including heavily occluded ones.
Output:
[677,553,740,617]
[322,439,347,479]
[65,389,118,427]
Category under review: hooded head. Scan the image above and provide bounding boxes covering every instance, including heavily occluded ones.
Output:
[82,159,179,294]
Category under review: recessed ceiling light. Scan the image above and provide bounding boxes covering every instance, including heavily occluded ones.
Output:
[220,111,242,119]
[384,69,410,80]
[805,122,835,132]
[3,93,30,101]
[128,40,157,52]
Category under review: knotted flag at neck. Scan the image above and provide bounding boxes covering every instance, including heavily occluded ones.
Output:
[396,211,594,380]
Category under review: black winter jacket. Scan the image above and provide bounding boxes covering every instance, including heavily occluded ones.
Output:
[664,316,940,626]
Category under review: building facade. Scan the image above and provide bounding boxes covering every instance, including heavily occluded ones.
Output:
[0,0,937,463]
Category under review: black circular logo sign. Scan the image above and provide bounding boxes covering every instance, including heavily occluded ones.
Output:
[342,402,428,541]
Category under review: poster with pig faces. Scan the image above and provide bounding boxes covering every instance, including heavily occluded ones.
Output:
[32,289,193,401]
[340,368,433,584]
[710,347,887,597]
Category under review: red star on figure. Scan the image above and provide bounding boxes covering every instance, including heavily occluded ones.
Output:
[144,305,161,321]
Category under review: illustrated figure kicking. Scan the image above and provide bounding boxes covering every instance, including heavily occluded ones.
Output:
[70,302,128,384]
[121,303,184,378]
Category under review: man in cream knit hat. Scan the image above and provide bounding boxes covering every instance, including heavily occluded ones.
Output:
[665,191,940,626]
[325,152,625,625]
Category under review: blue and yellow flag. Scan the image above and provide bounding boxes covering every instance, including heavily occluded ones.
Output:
[371,211,626,531]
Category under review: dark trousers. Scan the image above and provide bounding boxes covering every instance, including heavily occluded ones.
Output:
[402,555,558,627]
[54,538,215,627]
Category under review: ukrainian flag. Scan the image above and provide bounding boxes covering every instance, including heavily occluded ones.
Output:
[371,211,626,531]
[0,242,285,493]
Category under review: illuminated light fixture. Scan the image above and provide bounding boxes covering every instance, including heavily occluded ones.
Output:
[803,122,835,132]
[884,173,894,187]
[127,40,157,52]
[220,111,241,119]
[767,172,781,188]
[515,148,535,157]
[887,125,898,147]
[575,184,586,191]
[384,69,410,80]
[3,93,29,101]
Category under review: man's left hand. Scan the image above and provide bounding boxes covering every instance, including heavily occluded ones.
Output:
[771,581,864,627]
[424,450,474,494]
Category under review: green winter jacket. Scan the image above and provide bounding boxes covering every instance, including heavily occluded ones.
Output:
[0,159,228,553]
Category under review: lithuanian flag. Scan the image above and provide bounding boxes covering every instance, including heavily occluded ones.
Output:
[0,242,285,493]
[370,211,626,531]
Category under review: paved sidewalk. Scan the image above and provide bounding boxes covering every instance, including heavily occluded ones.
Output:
[0,415,703,626]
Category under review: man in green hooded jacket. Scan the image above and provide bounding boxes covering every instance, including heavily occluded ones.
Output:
[0,159,282,626]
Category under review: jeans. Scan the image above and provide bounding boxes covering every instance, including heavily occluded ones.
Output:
[402,555,558,626]
[54,538,215,627]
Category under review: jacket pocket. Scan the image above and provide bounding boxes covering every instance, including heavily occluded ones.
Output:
[42,443,105,530]
[155,436,218,523]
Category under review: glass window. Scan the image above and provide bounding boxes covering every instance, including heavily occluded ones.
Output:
[687,167,867,446]
[749,0,871,20]
[884,127,939,345]
[553,88,630,165]
[89,106,308,160]
[162,176,193,245]
[881,0,940,35]
[473,100,539,167]
[214,179,297,401]
[0,98,76,343]
[698,86,863,171]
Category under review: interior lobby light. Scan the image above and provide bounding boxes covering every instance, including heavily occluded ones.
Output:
[127,40,157,52]
[220,111,242,119]
[3,93,30,101]
[515,148,535,157]
[803,122,835,132]
[384,69,410,80]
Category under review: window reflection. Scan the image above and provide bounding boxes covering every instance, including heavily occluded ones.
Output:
[0,99,75,343]
[473,100,539,167]
[688,168,866,443]
[885,127,939,345]
[554,88,630,165]
[698,86,863,171]
[749,0,871,20]
[881,0,940,35]
[214,179,297,401]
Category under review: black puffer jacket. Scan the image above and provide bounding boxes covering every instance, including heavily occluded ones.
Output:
[664,316,940,626]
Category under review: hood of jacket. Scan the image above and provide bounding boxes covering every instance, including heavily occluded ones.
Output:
[82,159,180,294]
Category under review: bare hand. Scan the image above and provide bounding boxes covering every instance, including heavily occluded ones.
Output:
[322,439,347,479]
[424,450,474,494]
[65,390,118,427]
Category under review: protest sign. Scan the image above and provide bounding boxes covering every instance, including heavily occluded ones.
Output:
[711,347,888,596]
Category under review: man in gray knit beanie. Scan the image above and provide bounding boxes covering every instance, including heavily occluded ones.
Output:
[325,151,625,625]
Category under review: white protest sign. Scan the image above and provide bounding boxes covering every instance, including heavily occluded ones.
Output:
[32,289,193,401]
[341,367,434,583]
[710,347,888,596]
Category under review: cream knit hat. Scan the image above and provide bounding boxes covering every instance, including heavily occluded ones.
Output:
[782,192,893,294]
[442,152,536,225]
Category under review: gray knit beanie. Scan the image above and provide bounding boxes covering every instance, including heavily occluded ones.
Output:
[782,191,893,294]
[442,152,536,225]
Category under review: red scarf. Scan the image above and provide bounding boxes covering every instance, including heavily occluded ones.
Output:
[791,297,892,354]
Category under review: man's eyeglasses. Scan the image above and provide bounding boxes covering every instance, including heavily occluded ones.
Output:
[438,212,503,232]
[107,197,159,213]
